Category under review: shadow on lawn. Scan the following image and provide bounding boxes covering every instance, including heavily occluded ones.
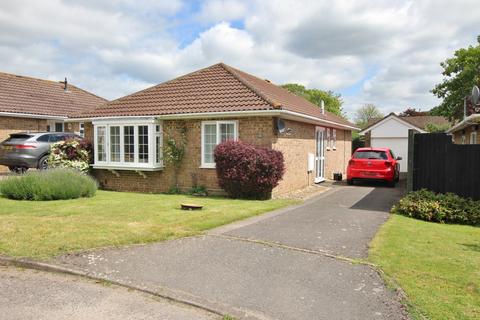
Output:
[460,243,480,253]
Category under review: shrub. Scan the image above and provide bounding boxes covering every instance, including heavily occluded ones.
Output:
[0,169,97,200]
[48,139,92,173]
[392,189,480,225]
[214,140,285,199]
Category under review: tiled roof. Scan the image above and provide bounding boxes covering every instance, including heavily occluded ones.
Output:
[401,115,450,130]
[77,63,356,128]
[0,72,107,118]
[362,113,450,132]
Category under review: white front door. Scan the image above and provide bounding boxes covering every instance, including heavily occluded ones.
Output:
[315,128,325,183]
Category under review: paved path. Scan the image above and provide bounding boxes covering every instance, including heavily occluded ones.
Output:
[54,183,408,320]
[0,266,217,320]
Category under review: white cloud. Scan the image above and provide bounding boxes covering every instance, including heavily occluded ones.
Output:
[0,0,478,119]
[197,0,248,23]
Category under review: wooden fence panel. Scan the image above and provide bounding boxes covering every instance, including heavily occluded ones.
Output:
[412,133,480,200]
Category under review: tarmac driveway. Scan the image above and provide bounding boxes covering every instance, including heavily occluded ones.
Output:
[54,183,408,320]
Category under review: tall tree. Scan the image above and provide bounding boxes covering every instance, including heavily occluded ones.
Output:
[431,36,480,120]
[354,104,384,129]
[281,83,344,117]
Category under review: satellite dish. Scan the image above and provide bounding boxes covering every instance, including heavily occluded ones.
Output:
[472,86,480,105]
[276,118,286,134]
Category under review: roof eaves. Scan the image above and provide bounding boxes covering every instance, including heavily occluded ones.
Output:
[359,113,425,134]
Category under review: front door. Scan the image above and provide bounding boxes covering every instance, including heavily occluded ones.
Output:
[315,128,325,183]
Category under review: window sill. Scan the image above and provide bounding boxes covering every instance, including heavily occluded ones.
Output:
[92,164,164,171]
[199,165,216,169]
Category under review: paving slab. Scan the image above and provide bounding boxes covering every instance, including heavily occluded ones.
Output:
[220,183,404,258]
[0,266,217,320]
[55,235,408,320]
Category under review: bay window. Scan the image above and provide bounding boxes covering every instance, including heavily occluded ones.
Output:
[201,120,238,168]
[93,119,163,170]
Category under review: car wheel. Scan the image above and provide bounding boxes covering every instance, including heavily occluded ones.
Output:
[347,179,354,185]
[387,180,396,188]
[38,155,49,170]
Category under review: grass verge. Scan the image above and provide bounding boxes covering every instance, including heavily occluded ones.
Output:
[369,214,480,320]
[0,190,297,259]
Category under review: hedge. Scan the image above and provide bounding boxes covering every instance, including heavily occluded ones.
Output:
[0,169,97,200]
[392,189,480,225]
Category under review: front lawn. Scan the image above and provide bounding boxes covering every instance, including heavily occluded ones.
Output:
[369,214,480,320]
[0,191,296,259]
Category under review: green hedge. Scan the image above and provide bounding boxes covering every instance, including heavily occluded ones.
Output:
[0,169,97,201]
[392,189,480,225]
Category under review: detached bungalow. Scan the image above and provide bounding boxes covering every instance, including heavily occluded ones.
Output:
[0,72,107,171]
[72,63,358,196]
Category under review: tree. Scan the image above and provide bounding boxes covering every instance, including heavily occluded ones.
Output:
[354,104,384,129]
[398,107,429,117]
[431,36,480,120]
[281,83,344,117]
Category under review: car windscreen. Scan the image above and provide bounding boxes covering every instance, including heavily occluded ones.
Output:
[354,150,388,160]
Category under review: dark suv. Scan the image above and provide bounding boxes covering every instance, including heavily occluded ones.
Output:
[0,132,82,173]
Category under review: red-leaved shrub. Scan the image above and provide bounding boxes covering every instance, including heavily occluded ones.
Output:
[214,140,285,199]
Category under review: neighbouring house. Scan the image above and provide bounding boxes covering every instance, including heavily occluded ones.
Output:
[0,72,107,170]
[447,113,480,144]
[359,113,449,172]
[72,63,358,196]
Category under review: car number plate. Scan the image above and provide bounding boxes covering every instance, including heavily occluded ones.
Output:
[363,171,376,176]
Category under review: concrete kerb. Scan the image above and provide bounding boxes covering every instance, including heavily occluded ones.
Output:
[0,255,270,320]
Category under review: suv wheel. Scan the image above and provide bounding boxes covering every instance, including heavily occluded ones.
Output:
[38,155,49,170]
[9,166,28,174]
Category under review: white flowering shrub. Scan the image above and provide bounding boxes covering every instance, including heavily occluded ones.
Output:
[48,139,92,173]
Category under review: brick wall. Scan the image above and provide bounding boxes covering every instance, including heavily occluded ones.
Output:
[324,128,351,180]
[87,117,274,194]
[85,117,351,196]
[0,116,47,171]
[272,120,315,195]
[451,125,480,144]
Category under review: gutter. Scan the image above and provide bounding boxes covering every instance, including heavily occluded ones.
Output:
[0,111,67,120]
[69,110,360,131]
[446,114,480,133]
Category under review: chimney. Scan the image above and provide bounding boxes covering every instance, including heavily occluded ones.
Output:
[321,100,325,114]
[63,77,68,91]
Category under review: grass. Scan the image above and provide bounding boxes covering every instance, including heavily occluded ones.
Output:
[0,190,297,259]
[369,214,480,320]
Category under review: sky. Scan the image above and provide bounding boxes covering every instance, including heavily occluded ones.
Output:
[0,0,478,120]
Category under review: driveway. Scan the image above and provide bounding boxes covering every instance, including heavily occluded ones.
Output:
[0,266,217,320]
[54,183,408,320]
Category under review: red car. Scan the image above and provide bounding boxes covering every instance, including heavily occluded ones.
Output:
[347,147,401,187]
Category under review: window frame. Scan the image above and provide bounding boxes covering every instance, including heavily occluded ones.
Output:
[201,120,238,168]
[470,131,477,144]
[332,129,337,150]
[326,128,331,150]
[92,118,163,170]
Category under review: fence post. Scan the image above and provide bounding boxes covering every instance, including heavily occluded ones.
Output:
[406,129,415,192]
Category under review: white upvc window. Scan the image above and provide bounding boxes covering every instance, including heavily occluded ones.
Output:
[326,128,331,150]
[79,122,85,137]
[470,131,477,144]
[332,129,337,150]
[201,120,238,168]
[93,118,163,170]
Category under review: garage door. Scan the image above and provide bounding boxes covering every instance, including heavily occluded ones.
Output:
[371,137,408,172]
